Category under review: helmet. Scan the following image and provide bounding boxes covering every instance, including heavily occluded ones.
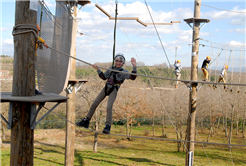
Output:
[177,60,181,63]
[115,53,125,65]
[206,56,211,60]
[225,65,228,69]
[36,25,40,31]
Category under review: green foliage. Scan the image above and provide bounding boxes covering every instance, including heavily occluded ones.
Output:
[0,55,11,57]
[76,68,97,78]
[0,57,14,63]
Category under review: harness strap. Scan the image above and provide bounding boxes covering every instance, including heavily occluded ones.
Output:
[104,67,123,96]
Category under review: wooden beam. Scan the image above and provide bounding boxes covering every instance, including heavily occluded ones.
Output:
[95,4,111,18]
[137,19,147,27]
[171,21,181,23]
[146,23,173,25]
[109,17,139,20]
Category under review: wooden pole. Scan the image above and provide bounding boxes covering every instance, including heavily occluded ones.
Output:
[186,0,201,165]
[11,1,37,165]
[65,4,77,166]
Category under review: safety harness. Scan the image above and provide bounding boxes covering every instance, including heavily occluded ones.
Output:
[104,67,123,96]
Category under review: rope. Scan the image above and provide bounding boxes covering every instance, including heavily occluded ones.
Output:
[47,46,246,87]
[12,24,39,39]
[112,0,118,67]
[209,49,223,66]
[144,0,172,68]
[48,106,246,147]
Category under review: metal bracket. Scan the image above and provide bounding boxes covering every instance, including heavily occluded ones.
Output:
[197,83,205,91]
[65,82,85,94]
[186,22,208,31]
[35,102,61,127]
[30,102,45,129]
[200,22,207,30]
[1,114,10,128]
[183,82,192,91]
[7,102,13,129]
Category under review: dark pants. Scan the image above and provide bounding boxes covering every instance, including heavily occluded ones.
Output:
[86,86,117,125]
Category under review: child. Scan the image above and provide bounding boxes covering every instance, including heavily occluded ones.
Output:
[213,64,228,92]
[76,53,137,134]
[174,60,182,88]
[35,25,48,94]
[201,56,211,81]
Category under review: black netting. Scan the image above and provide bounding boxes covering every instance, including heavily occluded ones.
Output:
[36,1,73,94]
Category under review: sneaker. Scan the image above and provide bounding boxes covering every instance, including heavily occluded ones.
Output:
[230,89,233,92]
[213,85,217,90]
[175,85,178,88]
[35,89,42,95]
[103,125,111,134]
[237,90,241,93]
[224,87,227,92]
[76,117,90,128]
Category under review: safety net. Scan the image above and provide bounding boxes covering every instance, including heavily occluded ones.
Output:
[36,1,73,94]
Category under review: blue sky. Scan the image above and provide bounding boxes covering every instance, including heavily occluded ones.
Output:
[0,0,245,70]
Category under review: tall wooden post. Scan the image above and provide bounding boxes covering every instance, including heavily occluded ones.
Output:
[185,0,201,165]
[11,1,36,165]
[65,4,77,166]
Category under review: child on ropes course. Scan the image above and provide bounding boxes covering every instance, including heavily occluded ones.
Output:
[76,53,137,134]
[213,64,228,92]
[174,60,182,88]
[35,25,48,95]
[201,56,211,81]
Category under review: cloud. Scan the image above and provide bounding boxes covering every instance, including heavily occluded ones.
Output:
[4,39,13,44]
[0,27,9,31]
[202,6,245,26]
[227,41,245,47]
[227,28,245,34]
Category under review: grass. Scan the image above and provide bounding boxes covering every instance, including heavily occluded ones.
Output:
[1,126,246,166]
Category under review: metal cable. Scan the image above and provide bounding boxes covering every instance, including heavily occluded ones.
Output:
[144,0,172,68]
[47,106,246,147]
[201,3,246,14]
[48,46,246,87]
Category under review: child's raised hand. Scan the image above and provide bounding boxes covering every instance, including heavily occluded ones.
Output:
[131,58,137,67]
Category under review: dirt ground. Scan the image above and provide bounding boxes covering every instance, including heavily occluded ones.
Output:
[1,129,68,148]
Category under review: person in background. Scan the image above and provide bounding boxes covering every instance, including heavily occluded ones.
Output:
[174,60,182,88]
[213,64,228,92]
[35,25,48,94]
[76,53,137,134]
[201,56,211,81]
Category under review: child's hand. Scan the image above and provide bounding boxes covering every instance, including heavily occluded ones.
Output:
[44,42,48,49]
[92,64,99,70]
[131,58,137,67]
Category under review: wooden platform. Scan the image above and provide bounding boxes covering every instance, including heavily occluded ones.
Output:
[68,79,88,84]
[183,18,210,24]
[1,92,68,103]
[78,0,91,6]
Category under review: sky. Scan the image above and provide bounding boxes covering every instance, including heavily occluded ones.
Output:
[0,0,245,70]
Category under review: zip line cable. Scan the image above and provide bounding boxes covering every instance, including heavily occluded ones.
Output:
[46,106,246,147]
[201,3,246,14]
[144,0,172,68]
[209,49,223,66]
[47,46,246,87]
